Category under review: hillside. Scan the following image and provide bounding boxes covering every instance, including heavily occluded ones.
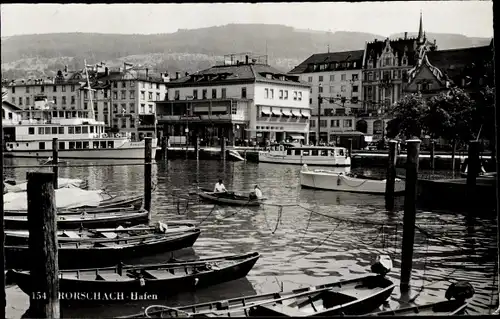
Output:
[1,24,492,79]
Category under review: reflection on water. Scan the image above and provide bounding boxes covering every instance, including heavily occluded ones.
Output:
[4,158,498,317]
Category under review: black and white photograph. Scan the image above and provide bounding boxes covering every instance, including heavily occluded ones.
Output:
[0,1,498,318]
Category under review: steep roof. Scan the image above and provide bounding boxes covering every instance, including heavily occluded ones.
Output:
[289,50,364,74]
[363,38,421,67]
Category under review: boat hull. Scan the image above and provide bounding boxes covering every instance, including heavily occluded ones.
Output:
[4,147,157,160]
[5,229,201,270]
[259,152,351,166]
[367,299,469,316]
[198,191,261,207]
[300,170,406,195]
[9,252,259,299]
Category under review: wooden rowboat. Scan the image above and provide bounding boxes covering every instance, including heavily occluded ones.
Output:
[198,188,263,207]
[4,221,196,245]
[4,209,150,229]
[9,252,259,298]
[6,228,201,270]
[121,274,395,318]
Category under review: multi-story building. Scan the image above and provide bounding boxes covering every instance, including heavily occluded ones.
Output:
[359,14,437,141]
[156,53,311,146]
[288,50,364,147]
[5,66,85,111]
[81,64,169,141]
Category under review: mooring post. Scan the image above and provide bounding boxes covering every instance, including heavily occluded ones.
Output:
[27,172,60,318]
[385,140,398,211]
[52,138,59,189]
[221,137,226,161]
[161,136,168,162]
[144,137,153,213]
[430,141,435,170]
[195,135,200,161]
[466,140,480,208]
[347,138,353,158]
[400,139,421,292]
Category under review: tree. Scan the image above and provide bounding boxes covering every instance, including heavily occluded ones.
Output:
[387,93,427,140]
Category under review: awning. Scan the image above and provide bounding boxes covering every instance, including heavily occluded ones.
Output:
[291,109,302,117]
[289,135,305,140]
[281,109,292,116]
[271,109,281,116]
[301,109,311,118]
[261,106,271,115]
[193,106,209,112]
[211,106,227,112]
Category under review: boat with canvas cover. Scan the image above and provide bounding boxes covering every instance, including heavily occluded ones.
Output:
[5,228,201,269]
[3,177,87,193]
[198,187,263,206]
[4,221,196,245]
[8,252,259,298]
[121,256,395,318]
[300,164,405,195]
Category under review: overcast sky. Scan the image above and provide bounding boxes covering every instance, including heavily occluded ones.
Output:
[0,2,494,38]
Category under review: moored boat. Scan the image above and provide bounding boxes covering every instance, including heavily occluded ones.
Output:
[122,273,395,318]
[4,221,196,245]
[9,252,260,298]
[198,188,263,206]
[300,164,405,195]
[4,209,150,229]
[3,177,87,193]
[5,228,201,269]
[259,142,351,166]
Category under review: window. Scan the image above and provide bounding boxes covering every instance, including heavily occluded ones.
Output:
[417,83,422,91]
[202,89,207,99]
[26,86,30,93]
[308,76,313,82]
[156,93,160,101]
[341,74,346,81]
[265,88,269,99]
[298,92,302,101]
[53,86,57,92]
[329,86,335,93]
[121,81,126,88]
[58,127,64,134]
[120,91,125,99]
[38,127,44,134]
[28,127,35,135]
[149,105,153,113]
[130,81,135,88]
[71,85,75,92]
[39,142,45,150]
[104,90,108,98]
[279,90,283,99]
[82,126,88,134]
[352,85,359,93]
[61,96,66,105]
[293,91,298,100]
[320,120,327,127]
[310,120,315,127]
[71,96,75,104]
[129,103,135,113]
[113,104,118,113]
[11,97,14,104]
[129,90,135,99]
[330,75,335,82]
[241,87,247,98]
[18,97,22,105]
[221,88,226,99]
[385,58,391,66]
[148,92,153,100]
[62,85,66,92]
[341,85,346,92]
[149,83,153,89]
[41,86,45,93]
[113,92,118,99]
[11,87,15,94]
[44,127,51,134]
[75,126,82,134]
[26,97,30,106]
[59,142,65,150]
[284,90,288,99]
[121,103,127,113]
[270,89,274,99]
[84,102,88,109]
[212,89,217,99]
[140,104,145,113]
[193,90,198,99]
[331,119,340,127]
[318,86,323,93]
[309,98,313,104]
[344,119,352,127]
[352,74,359,81]
[231,105,237,114]
[319,76,323,82]
[174,90,180,100]
[53,97,57,104]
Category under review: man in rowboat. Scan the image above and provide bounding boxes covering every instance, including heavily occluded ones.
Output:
[249,185,263,200]
[214,179,228,193]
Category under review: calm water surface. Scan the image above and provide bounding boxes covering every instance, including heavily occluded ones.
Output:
[4,158,499,318]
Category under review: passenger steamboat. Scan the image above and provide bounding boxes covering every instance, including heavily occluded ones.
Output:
[258,142,351,166]
[2,97,157,160]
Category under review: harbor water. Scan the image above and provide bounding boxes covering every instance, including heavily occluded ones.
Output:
[4,157,499,318]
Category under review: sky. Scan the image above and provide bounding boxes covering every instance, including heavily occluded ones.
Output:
[0,1,494,38]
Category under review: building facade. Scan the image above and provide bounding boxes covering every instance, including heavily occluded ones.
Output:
[289,50,364,146]
[156,53,311,146]
[358,13,437,141]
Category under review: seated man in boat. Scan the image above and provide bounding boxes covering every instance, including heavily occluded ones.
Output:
[214,179,228,193]
[249,185,263,200]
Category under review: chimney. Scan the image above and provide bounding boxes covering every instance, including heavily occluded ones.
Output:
[146,68,149,79]
[105,67,109,76]
[185,72,189,77]
[64,65,68,73]
[245,55,249,64]
[176,72,180,80]
[404,32,407,39]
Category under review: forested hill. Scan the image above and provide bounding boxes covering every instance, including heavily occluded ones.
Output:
[1,24,491,79]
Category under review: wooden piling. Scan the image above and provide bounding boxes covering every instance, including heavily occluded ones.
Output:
[385,140,398,211]
[430,141,435,170]
[400,139,421,292]
[466,140,480,208]
[221,137,226,161]
[347,138,353,158]
[161,136,168,162]
[0,111,5,319]
[144,137,152,213]
[195,136,200,160]
[26,172,60,318]
[52,138,59,189]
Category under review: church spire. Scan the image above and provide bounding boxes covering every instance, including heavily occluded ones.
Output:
[418,11,424,41]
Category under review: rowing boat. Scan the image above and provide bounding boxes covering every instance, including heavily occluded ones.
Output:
[198,188,262,207]
[9,252,259,298]
[4,209,150,229]
[4,221,196,245]
[6,228,201,270]
[121,274,395,317]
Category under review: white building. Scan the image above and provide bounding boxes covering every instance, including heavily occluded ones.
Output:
[156,53,311,146]
[289,50,365,148]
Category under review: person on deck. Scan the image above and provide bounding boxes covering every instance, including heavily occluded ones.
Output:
[214,179,227,193]
[249,185,263,200]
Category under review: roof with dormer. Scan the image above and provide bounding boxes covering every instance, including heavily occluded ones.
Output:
[288,50,364,74]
